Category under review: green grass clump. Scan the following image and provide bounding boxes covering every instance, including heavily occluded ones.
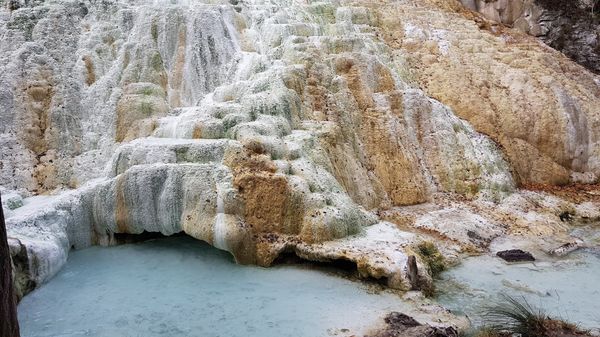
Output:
[139,101,155,115]
[417,241,446,278]
[479,294,589,337]
[140,87,156,96]
[484,294,546,336]
[150,53,163,71]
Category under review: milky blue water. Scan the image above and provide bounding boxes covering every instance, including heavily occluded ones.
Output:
[436,250,600,331]
[18,236,409,337]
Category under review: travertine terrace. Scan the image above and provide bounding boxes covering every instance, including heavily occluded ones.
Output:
[1,0,599,315]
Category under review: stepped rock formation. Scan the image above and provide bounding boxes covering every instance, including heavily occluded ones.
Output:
[1,0,599,301]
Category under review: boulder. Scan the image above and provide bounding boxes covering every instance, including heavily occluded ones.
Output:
[365,312,459,337]
[496,249,535,262]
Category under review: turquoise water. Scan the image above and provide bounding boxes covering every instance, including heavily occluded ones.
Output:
[436,250,600,330]
[18,236,409,337]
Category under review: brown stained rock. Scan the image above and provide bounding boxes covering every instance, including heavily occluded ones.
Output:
[21,82,53,156]
[226,144,305,239]
[335,57,372,111]
[83,55,96,86]
[115,174,130,233]
[377,2,600,186]
[219,144,308,264]
[524,183,600,203]
[192,124,203,139]
[234,171,290,233]
[214,221,258,265]
[281,27,513,207]
[362,106,428,205]
[18,72,60,192]
[334,56,428,206]
[298,61,389,209]
[253,234,290,267]
[32,158,57,192]
[543,319,592,337]
[365,312,459,337]
[374,63,398,93]
[320,137,388,209]
[384,313,422,329]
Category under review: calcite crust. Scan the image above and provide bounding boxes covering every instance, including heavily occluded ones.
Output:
[0,0,598,307]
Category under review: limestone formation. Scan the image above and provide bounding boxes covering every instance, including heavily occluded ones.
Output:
[458,0,600,74]
[0,0,599,305]
[380,0,600,185]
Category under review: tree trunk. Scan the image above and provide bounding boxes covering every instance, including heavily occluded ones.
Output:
[1,193,20,337]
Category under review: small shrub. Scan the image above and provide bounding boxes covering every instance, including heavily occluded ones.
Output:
[416,241,446,278]
[139,101,155,115]
[420,281,437,298]
[150,53,163,71]
[140,87,156,96]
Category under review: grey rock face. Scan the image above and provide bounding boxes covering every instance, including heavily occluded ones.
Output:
[536,0,600,74]
[460,0,600,74]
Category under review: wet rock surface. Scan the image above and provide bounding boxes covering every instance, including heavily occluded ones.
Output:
[365,312,458,337]
[496,249,536,262]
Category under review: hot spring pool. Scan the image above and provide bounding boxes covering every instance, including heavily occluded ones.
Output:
[17,236,411,337]
[436,249,600,331]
